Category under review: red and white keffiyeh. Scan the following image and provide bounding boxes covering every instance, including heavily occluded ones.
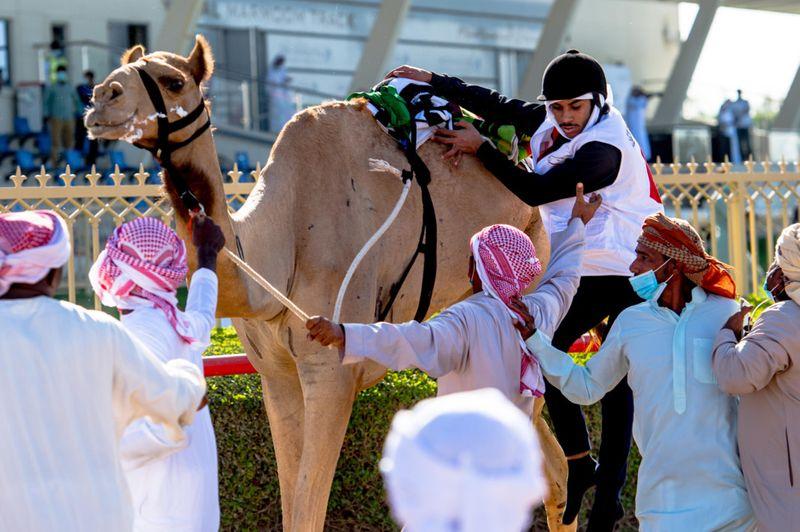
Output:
[89,217,197,344]
[0,210,70,296]
[470,224,545,398]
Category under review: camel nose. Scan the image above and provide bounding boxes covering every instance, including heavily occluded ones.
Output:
[93,81,125,105]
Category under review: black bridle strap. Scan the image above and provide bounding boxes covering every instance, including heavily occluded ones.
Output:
[135,67,210,213]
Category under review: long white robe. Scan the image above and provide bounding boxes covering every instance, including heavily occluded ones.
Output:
[342,218,585,415]
[119,268,219,532]
[526,287,755,531]
[0,296,205,532]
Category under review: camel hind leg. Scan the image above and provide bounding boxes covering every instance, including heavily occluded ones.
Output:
[533,397,576,532]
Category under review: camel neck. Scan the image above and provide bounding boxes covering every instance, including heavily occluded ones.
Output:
[157,128,259,317]
[162,130,228,221]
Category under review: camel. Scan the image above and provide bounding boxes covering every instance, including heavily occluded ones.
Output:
[86,35,573,531]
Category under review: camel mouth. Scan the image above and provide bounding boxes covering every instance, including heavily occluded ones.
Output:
[86,112,137,139]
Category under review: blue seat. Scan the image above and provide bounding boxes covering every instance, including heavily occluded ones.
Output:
[11,117,37,148]
[235,151,252,170]
[0,135,12,166]
[233,151,255,181]
[35,132,51,164]
[108,150,136,171]
[64,148,86,169]
[14,117,31,135]
[15,149,38,173]
[57,149,86,182]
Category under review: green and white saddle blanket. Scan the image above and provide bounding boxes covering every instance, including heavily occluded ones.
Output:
[348,77,532,164]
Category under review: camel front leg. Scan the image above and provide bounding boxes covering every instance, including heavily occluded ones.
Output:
[236,320,305,531]
[533,398,576,532]
[289,352,359,532]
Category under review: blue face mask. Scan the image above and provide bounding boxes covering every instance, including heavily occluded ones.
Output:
[56,71,67,83]
[629,258,673,301]
[763,275,782,302]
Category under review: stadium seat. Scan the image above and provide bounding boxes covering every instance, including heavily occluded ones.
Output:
[15,150,39,174]
[58,149,87,181]
[0,135,13,166]
[107,150,136,173]
[35,132,51,165]
[234,151,255,181]
[11,117,37,148]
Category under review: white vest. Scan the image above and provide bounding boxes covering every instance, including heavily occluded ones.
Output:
[530,106,663,276]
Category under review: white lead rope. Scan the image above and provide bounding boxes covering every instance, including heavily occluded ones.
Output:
[222,158,409,324]
[332,159,412,322]
[223,248,311,321]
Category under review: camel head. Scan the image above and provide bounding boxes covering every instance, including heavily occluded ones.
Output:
[85,34,214,150]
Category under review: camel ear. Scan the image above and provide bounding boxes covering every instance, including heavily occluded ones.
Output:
[121,45,146,65]
[187,34,214,84]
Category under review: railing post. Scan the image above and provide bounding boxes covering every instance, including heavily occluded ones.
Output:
[727,180,748,293]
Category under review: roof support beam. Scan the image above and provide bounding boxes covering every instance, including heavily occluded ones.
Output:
[349,0,412,93]
[652,0,720,126]
[517,0,580,100]
[773,64,800,130]
[155,0,205,55]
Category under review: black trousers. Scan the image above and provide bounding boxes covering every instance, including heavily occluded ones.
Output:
[544,275,641,519]
[737,127,752,161]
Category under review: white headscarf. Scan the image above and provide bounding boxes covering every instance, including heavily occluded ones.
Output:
[775,223,800,305]
[381,388,548,532]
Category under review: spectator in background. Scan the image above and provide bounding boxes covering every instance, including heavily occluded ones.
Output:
[44,65,81,166]
[625,86,658,161]
[268,55,294,131]
[731,89,752,160]
[76,70,98,166]
[713,223,800,532]
[46,39,68,84]
[718,99,742,164]
[380,388,548,532]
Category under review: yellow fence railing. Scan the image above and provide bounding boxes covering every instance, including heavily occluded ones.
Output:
[1,158,797,303]
[653,157,800,295]
[0,163,257,309]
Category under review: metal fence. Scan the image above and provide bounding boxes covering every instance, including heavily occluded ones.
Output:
[654,158,800,295]
[0,164,257,309]
[2,159,798,305]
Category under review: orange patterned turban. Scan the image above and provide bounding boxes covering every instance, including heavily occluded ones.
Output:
[638,213,736,299]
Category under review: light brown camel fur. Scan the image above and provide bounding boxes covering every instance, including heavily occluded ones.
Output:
[86,35,573,531]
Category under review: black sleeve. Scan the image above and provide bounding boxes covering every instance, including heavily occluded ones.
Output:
[429,73,546,136]
[477,140,622,207]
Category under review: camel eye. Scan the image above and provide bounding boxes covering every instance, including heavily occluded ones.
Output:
[165,78,184,92]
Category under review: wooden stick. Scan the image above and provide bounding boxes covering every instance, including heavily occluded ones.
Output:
[222,248,310,321]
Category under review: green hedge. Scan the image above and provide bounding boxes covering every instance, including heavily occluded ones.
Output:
[207,327,641,531]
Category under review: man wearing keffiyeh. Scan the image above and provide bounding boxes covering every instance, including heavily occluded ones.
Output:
[89,215,225,532]
[0,210,207,532]
[304,183,599,418]
[522,214,756,531]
